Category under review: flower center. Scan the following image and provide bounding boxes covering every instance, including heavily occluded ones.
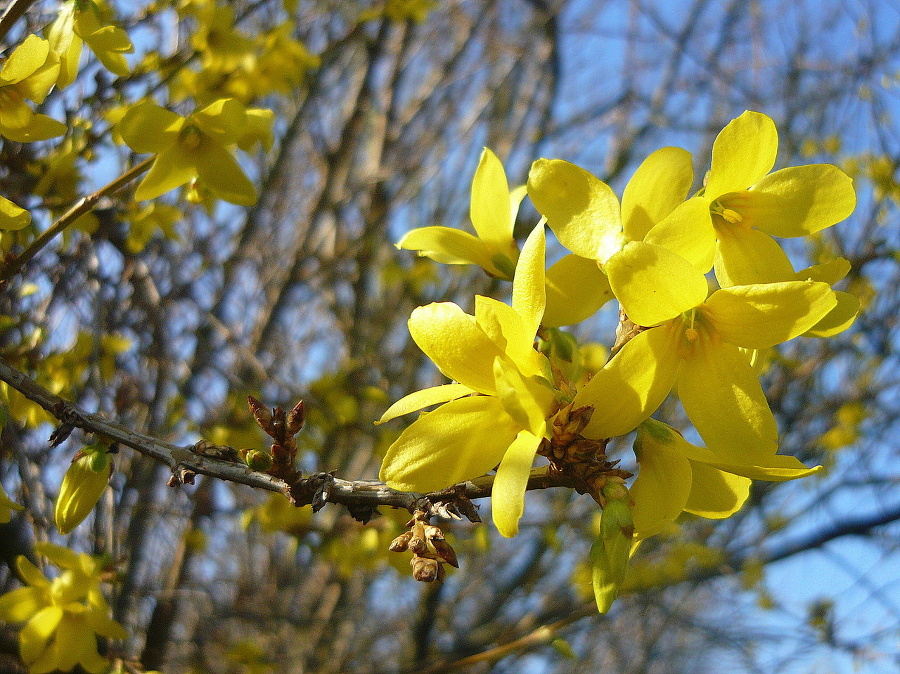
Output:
[710,200,743,224]
[179,125,203,150]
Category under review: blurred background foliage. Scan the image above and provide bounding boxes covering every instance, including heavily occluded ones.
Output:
[0,0,899,672]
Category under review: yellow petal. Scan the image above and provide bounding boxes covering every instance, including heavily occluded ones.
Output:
[1,35,50,83]
[0,586,44,622]
[55,454,111,535]
[194,139,257,205]
[527,158,624,262]
[379,396,519,492]
[20,605,63,664]
[85,609,128,640]
[705,111,778,200]
[677,339,779,461]
[804,290,859,338]
[605,241,709,326]
[376,383,475,424]
[396,226,494,269]
[134,147,197,201]
[118,102,182,153]
[492,430,542,537]
[643,197,716,272]
[794,257,851,284]
[703,280,836,348]
[542,254,612,328]
[475,296,545,378]
[631,426,692,539]
[470,148,513,246]
[622,146,694,241]
[713,226,795,287]
[191,98,247,144]
[0,195,31,230]
[575,323,680,439]
[16,556,50,589]
[1,114,67,142]
[727,164,856,237]
[409,302,504,394]
[493,357,553,436]
[511,223,546,341]
[683,462,750,518]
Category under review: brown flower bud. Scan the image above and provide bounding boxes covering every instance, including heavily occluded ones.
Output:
[411,556,440,582]
[248,396,274,434]
[430,538,459,568]
[287,400,306,435]
[389,531,413,552]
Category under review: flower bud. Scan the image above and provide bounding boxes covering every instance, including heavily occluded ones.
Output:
[55,449,112,535]
[389,531,412,552]
[411,556,440,582]
[242,449,273,472]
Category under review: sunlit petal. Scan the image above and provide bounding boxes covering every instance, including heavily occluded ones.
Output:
[622,146,694,241]
[677,339,779,460]
[492,430,542,537]
[409,302,504,394]
[606,241,709,326]
[575,323,680,439]
[376,384,475,424]
[470,148,513,246]
[396,226,493,269]
[527,158,624,262]
[512,223,546,340]
[683,462,750,518]
[631,426,692,540]
[804,291,859,338]
[643,197,716,272]
[728,164,856,237]
[705,111,777,200]
[542,254,612,328]
[713,226,795,287]
[379,396,519,492]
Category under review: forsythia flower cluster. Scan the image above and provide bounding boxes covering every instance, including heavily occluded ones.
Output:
[380,111,857,612]
[0,543,126,674]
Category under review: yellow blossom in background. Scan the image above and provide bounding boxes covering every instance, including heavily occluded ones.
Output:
[0,196,31,230]
[0,35,67,142]
[117,98,273,205]
[0,483,25,523]
[0,543,127,674]
[48,0,134,89]
[397,147,525,280]
[185,0,254,70]
[380,224,555,537]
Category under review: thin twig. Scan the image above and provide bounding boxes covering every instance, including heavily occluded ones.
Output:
[0,157,155,282]
[0,0,38,45]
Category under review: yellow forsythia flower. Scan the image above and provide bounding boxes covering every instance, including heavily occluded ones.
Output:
[0,543,127,674]
[0,35,67,142]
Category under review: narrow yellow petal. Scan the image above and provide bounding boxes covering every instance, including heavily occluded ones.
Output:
[396,226,494,269]
[470,148,513,246]
[20,605,63,664]
[703,280,836,348]
[631,426,692,539]
[804,290,859,338]
[409,302,504,394]
[379,396,519,492]
[1,35,50,83]
[643,197,716,272]
[794,257,851,284]
[713,226,795,287]
[493,357,553,436]
[118,102,182,154]
[0,586,44,622]
[575,323,680,439]
[194,139,257,205]
[683,462,750,518]
[728,164,856,237]
[542,254,612,328]
[134,148,197,201]
[622,146,694,241]
[376,384,475,424]
[606,241,709,326]
[0,195,31,230]
[677,339,779,461]
[511,223,546,340]
[475,296,546,378]
[492,430,542,537]
[527,158,624,262]
[705,111,778,200]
